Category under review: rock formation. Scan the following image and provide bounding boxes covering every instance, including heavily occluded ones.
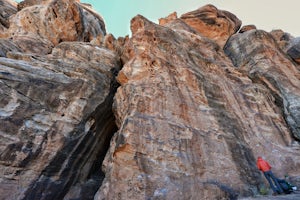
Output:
[0,0,120,199]
[239,25,256,33]
[0,0,17,31]
[287,37,300,64]
[224,30,300,141]
[180,4,242,47]
[0,1,299,200]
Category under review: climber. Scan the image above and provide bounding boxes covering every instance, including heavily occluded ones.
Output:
[256,156,284,195]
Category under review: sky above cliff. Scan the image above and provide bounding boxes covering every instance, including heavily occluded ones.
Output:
[83,0,300,38]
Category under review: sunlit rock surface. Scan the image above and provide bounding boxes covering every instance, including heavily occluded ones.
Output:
[180,4,241,47]
[95,12,300,200]
[0,1,300,200]
[158,4,241,48]
[2,0,105,54]
[239,25,256,33]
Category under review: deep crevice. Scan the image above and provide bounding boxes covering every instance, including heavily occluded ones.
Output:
[22,69,120,200]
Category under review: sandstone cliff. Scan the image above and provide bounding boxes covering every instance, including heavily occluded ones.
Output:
[0,1,299,200]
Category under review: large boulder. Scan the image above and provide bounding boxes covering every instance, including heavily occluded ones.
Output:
[180,4,241,47]
[2,0,105,54]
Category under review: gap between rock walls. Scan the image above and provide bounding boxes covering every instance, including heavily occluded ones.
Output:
[21,72,120,200]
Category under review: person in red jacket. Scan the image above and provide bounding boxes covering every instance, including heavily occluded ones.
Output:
[257,156,283,195]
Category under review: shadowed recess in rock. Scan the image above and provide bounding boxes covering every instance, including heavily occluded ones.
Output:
[22,79,119,200]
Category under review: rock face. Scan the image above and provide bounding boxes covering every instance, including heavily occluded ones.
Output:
[270,29,294,52]
[0,42,120,200]
[0,0,17,31]
[0,1,300,200]
[0,0,120,200]
[1,0,105,54]
[287,37,300,64]
[95,13,300,200]
[224,30,300,141]
[180,4,242,47]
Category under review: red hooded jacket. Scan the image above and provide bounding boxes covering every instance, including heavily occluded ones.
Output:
[257,157,271,172]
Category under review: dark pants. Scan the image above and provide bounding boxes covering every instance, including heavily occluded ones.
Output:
[263,170,283,194]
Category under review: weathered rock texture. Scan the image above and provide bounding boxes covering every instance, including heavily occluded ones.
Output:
[1,0,105,54]
[224,30,300,141]
[239,25,256,33]
[0,1,300,200]
[94,11,300,199]
[0,42,120,200]
[180,4,242,47]
[287,37,300,64]
[0,0,120,200]
[0,0,17,30]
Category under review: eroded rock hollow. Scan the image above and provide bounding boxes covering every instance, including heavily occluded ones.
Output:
[0,1,299,199]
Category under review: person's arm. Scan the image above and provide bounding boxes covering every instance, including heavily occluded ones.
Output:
[257,162,261,170]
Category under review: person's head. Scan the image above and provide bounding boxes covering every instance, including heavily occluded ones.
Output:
[257,156,262,160]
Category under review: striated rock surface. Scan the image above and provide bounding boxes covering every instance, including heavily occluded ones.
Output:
[224,30,300,140]
[0,0,17,30]
[270,29,294,52]
[180,4,241,47]
[0,0,120,200]
[1,0,105,54]
[0,42,120,200]
[1,1,300,200]
[287,37,300,64]
[95,11,300,200]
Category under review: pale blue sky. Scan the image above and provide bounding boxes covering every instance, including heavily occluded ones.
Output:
[83,0,300,38]
[13,0,300,37]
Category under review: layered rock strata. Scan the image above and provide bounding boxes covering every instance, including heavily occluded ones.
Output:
[0,0,17,31]
[1,0,105,54]
[0,42,121,199]
[287,37,300,64]
[95,7,300,200]
[0,0,121,199]
[180,4,241,47]
[0,1,300,200]
[224,30,300,141]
